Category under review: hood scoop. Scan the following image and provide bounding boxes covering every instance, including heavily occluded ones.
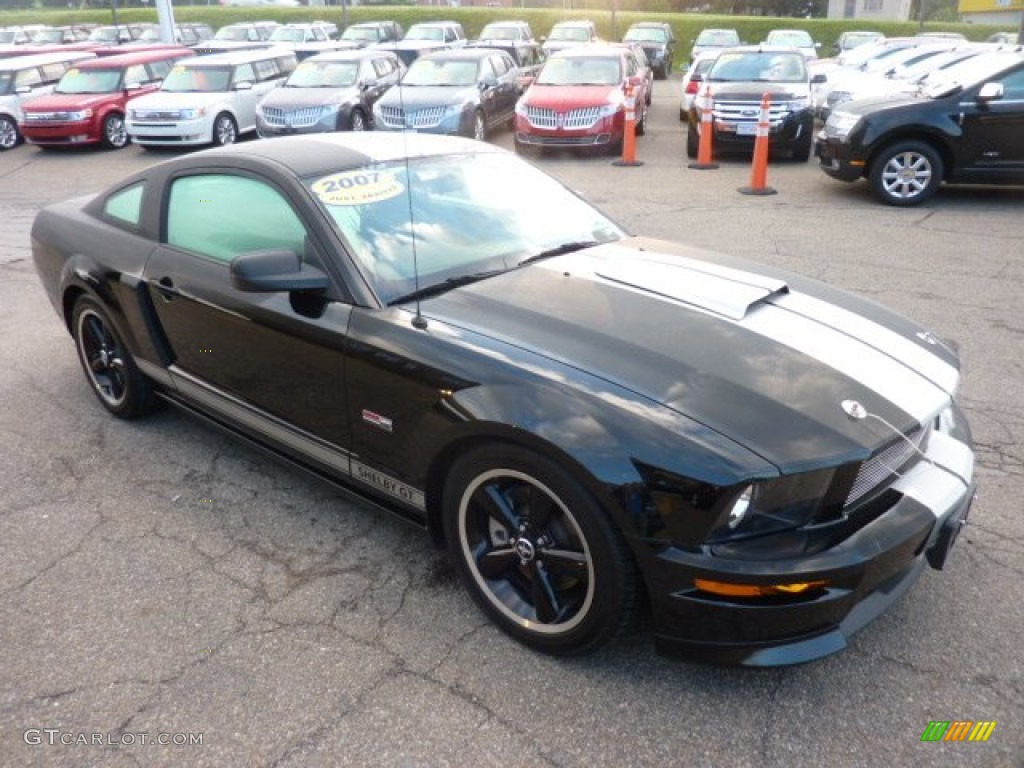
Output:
[594,254,789,320]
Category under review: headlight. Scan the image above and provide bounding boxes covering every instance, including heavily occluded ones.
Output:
[515,100,528,116]
[177,108,206,120]
[824,110,861,139]
[67,109,93,121]
[710,468,837,542]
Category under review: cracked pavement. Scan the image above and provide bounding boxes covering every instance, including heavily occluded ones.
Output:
[1,87,1022,768]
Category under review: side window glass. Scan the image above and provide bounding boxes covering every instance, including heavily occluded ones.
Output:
[15,67,43,89]
[41,63,66,82]
[149,60,171,80]
[233,63,255,85]
[124,64,147,86]
[997,68,1024,100]
[167,175,309,265]
[104,182,144,227]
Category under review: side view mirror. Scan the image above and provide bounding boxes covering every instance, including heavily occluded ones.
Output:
[15,85,31,94]
[811,73,827,84]
[233,80,253,91]
[360,76,378,89]
[480,75,498,90]
[231,250,329,293]
[977,81,1004,102]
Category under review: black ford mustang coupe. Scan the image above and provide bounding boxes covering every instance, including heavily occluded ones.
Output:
[31,134,976,666]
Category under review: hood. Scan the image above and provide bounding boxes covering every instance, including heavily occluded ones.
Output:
[710,82,810,100]
[260,85,357,109]
[379,85,477,109]
[22,92,121,111]
[838,91,927,116]
[420,238,959,473]
[524,84,619,108]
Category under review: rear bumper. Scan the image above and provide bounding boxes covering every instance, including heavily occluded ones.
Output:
[643,430,975,666]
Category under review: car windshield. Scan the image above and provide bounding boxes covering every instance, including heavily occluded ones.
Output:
[709,51,806,82]
[343,28,378,41]
[402,58,478,87]
[406,26,445,42]
[30,29,62,44]
[161,65,231,92]
[841,32,883,49]
[309,152,623,304]
[624,28,667,43]
[549,27,589,42]
[286,60,358,88]
[88,27,121,43]
[479,24,520,40]
[56,67,123,94]
[214,27,249,42]
[766,31,814,48]
[696,30,739,47]
[271,29,307,43]
[536,56,621,86]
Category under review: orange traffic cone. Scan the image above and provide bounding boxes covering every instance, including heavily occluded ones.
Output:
[688,83,718,170]
[612,83,643,167]
[739,93,777,196]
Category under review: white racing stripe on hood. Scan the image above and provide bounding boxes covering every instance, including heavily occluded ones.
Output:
[768,291,960,395]
[743,304,949,422]
[545,247,952,423]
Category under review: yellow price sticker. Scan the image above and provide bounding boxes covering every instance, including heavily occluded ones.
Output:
[311,170,405,206]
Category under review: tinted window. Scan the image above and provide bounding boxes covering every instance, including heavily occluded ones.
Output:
[14,67,43,90]
[104,183,144,227]
[998,67,1024,100]
[167,175,308,264]
[124,64,148,86]
[41,63,69,83]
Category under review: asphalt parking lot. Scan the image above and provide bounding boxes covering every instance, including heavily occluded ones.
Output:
[1,80,1022,768]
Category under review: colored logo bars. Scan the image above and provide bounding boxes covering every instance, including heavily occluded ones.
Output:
[920,721,997,742]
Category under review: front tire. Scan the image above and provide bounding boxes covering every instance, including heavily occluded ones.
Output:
[686,126,699,159]
[102,113,129,150]
[211,112,237,147]
[348,107,367,131]
[471,109,486,142]
[72,297,156,419]
[443,444,636,655]
[0,114,20,150]
[869,140,943,206]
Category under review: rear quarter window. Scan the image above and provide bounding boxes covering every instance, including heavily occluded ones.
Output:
[103,183,145,228]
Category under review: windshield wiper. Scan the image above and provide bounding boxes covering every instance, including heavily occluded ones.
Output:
[388,269,506,306]
[518,240,599,267]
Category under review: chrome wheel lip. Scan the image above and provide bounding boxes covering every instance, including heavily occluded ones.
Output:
[0,117,18,150]
[458,468,595,635]
[881,151,932,200]
[76,307,128,408]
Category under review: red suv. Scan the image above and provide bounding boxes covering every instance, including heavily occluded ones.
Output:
[514,45,649,155]
[19,47,193,149]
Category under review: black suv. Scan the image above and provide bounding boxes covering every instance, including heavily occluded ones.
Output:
[817,51,1024,205]
[623,21,676,79]
[686,47,823,162]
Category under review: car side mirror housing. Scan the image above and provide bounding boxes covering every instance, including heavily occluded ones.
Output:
[480,75,498,90]
[811,73,827,84]
[360,76,377,89]
[977,82,1003,102]
[234,80,253,91]
[231,250,329,293]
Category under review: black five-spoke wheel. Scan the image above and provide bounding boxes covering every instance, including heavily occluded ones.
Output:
[445,445,635,654]
[72,297,155,419]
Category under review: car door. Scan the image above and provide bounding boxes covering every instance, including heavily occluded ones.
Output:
[491,53,518,121]
[958,65,1024,174]
[231,62,263,131]
[142,170,355,458]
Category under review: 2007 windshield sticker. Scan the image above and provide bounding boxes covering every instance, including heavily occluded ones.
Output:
[312,170,405,206]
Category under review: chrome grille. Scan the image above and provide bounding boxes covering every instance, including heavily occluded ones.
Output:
[713,100,790,126]
[23,112,73,122]
[846,426,927,506]
[523,105,605,130]
[378,105,445,129]
[260,105,324,128]
[132,110,181,120]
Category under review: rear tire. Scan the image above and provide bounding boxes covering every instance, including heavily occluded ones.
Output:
[443,444,637,655]
[0,114,20,150]
[348,108,367,132]
[72,296,156,419]
[686,127,699,159]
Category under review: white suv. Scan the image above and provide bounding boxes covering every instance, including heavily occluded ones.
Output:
[126,49,296,147]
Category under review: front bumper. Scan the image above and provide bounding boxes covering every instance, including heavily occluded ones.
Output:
[21,119,102,145]
[643,430,975,666]
[704,110,814,152]
[126,115,214,146]
[816,134,867,182]
[514,113,623,148]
